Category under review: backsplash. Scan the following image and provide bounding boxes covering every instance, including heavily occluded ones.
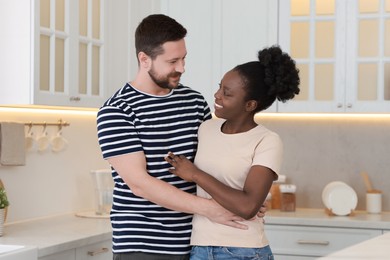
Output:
[0,108,389,223]
[257,114,390,212]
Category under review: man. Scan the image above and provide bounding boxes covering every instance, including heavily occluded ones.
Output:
[97,14,261,260]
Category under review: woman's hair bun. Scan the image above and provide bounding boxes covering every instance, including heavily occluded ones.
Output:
[258,45,300,102]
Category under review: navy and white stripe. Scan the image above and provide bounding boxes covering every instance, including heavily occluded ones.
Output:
[97,83,211,254]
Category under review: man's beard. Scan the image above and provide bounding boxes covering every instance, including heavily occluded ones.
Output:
[148,68,182,90]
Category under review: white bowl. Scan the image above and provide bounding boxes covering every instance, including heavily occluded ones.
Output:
[322,181,358,216]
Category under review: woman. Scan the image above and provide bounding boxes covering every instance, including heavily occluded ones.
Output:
[166,45,300,259]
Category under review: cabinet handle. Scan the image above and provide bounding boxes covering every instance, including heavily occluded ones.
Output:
[87,247,109,256]
[297,239,330,246]
[347,103,352,108]
[337,103,343,108]
[70,96,81,102]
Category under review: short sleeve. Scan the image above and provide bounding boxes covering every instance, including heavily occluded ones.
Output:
[252,133,283,176]
[97,105,143,159]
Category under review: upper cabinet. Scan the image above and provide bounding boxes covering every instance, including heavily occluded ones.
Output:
[159,0,278,111]
[278,0,390,113]
[12,0,388,113]
[35,0,108,107]
[0,0,130,108]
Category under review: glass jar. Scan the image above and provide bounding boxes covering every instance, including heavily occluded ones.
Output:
[280,184,297,212]
[270,175,286,209]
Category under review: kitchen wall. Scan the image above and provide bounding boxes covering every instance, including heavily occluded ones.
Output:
[1,108,389,224]
[258,114,390,213]
[0,107,108,223]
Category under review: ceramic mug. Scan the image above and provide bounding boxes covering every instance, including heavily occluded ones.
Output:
[36,126,50,152]
[366,192,382,214]
[51,129,68,152]
[25,127,36,152]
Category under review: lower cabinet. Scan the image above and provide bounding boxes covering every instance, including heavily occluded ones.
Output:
[265,224,382,259]
[76,240,112,260]
[39,239,112,260]
[39,249,75,260]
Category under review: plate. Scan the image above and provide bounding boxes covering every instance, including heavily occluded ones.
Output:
[322,181,358,216]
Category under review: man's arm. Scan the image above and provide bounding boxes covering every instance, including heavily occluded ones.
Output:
[108,151,248,229]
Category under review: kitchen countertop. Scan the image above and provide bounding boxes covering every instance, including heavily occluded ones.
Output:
[0,212,111,258]
[0,208,390,258]
[265,208,390,230]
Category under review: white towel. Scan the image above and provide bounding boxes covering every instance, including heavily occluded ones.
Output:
[0,122,26,166]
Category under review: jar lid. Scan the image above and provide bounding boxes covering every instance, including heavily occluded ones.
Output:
[274,175,286,184]
[279,184,296,193]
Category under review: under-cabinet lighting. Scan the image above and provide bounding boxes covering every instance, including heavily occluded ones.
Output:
[3,108,389,119]
[211,112,390,120]
[255,113,390,120]
[0,106,98,116]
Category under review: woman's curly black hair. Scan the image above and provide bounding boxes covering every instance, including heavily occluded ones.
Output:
[233,45,300,113]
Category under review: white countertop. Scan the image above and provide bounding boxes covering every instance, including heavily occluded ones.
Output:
[265,208,390,230]
[0,212,111,258]
[0,208,389,258]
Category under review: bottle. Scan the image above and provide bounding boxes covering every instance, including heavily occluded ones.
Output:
[280,184,297,212]
[270,175,286,209]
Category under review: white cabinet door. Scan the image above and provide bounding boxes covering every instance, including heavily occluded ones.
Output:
[33,0,109,108]
[265,224,381,257]
[39,249,75,260]
[38,240,111,260]
[160,0,278,111]
[0,0,34,106]
[277,0,390,113]
[0,0,130,109]
[75,240,112,260]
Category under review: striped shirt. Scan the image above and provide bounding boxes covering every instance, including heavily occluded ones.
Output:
[96,83,211,255]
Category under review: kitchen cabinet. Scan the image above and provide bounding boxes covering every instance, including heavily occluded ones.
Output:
[1,0,280,110]
[263,208,390,259]
[0,0,131,108]
[35,0,111,108]
[160,0,279,111]
[265,224,382,259]
[75,239,112,260]
[0,214,112,260]
[38,239,112,260]
[318,231,390,259]
[39,248,75,260]
[277,0,390,113]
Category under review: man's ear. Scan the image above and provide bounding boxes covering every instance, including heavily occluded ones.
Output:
[246,100,258,112]
[138,52,151,69]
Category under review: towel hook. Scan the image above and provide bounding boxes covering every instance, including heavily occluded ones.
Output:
[42,122,47,133]
[27,122,33,133]
[57,119,63,131]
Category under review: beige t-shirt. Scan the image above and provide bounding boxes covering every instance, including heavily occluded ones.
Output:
[191,118,283,248]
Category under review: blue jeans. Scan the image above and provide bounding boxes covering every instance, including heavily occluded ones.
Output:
[190,245,274,260]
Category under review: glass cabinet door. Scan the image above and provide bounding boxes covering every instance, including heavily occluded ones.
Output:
[78,0,103,101]
[35,0,105,107]
[345,0,390,112]
[278,0,390,113]
[39,0,68,95]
